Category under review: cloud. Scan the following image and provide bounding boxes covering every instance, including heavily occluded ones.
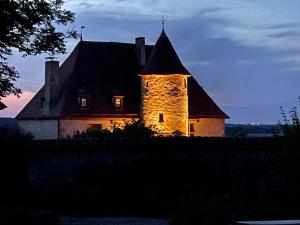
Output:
[277,55,300,66]
[235,59,258,67]
[0,91,35,118]
[219,103,249,108]
[185,60,213,67]
[66,0,300,51]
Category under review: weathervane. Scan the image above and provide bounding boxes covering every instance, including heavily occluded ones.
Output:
[80,25,85,41]
[162,16,165,30]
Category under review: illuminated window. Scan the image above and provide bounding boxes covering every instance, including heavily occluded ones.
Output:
[89,124,102,129]
[115,98,121,108]
[81,97,87,107]
[113,96,124,110]
[159,113,164,122]
[190,123,195,132]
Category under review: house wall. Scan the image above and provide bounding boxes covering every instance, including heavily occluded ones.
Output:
[59,117,138,138]
[188,118,225,137]
[141,75,189,136]
[18,120,58,140]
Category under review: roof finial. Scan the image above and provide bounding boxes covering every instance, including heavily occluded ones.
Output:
[162,16,165,31]
[80,25,85,42]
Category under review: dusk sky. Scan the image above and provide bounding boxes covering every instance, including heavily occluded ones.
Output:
[1,0,300,124]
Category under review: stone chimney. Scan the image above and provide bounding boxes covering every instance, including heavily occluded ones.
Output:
[135,37,146,66]
[42,60,59,115]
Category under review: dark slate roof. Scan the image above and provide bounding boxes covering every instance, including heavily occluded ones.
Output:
[17,41,153,119]
[59,41,153,117]
[17,35,228,120]
[140,30,191,75]
[16,43,81,119]
[188,77,229,118]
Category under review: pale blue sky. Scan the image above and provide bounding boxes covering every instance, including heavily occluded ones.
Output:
[1,0,300,124]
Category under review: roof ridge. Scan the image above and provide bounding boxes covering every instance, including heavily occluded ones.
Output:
[80,40,153,47]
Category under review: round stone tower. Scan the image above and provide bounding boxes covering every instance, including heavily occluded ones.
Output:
[139,30,191,136]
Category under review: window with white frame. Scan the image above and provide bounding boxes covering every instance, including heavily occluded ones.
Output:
[80,97,87,108]
[113,96,124,110]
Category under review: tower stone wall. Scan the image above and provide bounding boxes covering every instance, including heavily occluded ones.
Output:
[141,74,189,136]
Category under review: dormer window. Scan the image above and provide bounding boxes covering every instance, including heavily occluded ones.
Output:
[78,96,89,109]
[77,89,90,110]
[81,97,87,107]
[115,98,121,108]
[113,96,124,110]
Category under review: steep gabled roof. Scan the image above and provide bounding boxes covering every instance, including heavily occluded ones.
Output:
[17,41,154,119]
[60,41,153,117]
[16,43,81,119]
[188,77,229,118]
[140,30,191,75]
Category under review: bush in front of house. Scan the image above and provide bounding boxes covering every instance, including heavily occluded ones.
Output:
[73,119,155,139]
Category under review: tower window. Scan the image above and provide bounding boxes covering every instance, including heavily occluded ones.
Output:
[190,123,195,132]
[159,113,164,122]
[184,77,187,88]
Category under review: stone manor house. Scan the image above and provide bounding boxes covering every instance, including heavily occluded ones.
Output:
[17,30,229,139]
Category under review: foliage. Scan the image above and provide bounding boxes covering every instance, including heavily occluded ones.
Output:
[73,119,155,139]
[172,130,184,137]
[73,128,112,139]
[170,194,236,225]
[279,97,300,208]
[0,0,78,108]
[0,209,59,225]
[118,119,156,137]
[226,124,248,137]
[280,96,300,138]
[0,63,21,106]
[170,192,283,225]
[0,126,32,141]
[225,124,282,137]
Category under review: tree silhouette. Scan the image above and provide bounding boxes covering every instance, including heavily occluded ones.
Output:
[0,0,78,109]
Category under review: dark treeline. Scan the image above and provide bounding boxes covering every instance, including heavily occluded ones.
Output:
[0,136,300,224]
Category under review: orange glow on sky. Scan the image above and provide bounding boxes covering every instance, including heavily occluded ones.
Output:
[0,91,35,118]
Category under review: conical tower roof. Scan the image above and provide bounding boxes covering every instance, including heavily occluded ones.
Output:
[140,30,191,75]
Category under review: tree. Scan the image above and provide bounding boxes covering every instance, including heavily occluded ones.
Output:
[0,0,78,109]
[280,96,300,138]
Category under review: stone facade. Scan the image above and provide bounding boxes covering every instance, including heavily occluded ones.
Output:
[60,117,138,138]
[18,120,59,140]
[188,118,225,137]
[140,75,190,136]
